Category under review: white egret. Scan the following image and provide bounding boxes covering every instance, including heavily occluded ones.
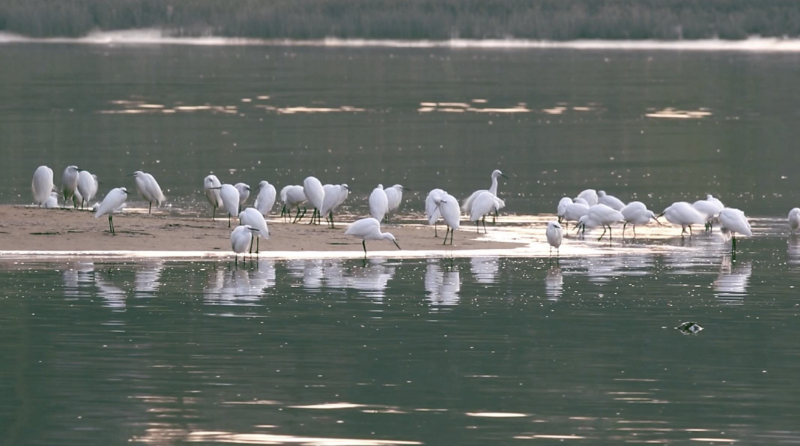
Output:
[279,185,292,220]
[130,171,164,214]
[562,202,590,230]
[94,187,129,234]
[239,207,270,253]
[546,221,563,256]
[790,208,800,235]
[437,193,461,245]
[303,176,325,225]
[719,208,752,251]
[576,189,598,206]
[43,192,59,208]
[556,197,572,224]
[218,184,241,227]
[284,185,307,223]
[577,204,624,240]
[77,170,99,209]
[621,201,661,237]
[693,195,724,231]
[234,183,250,213]
[385,184,408,223]
[598,191,625,211]
[369,184,389,222]
[61,165,81,208]
[231,225,260,264]
[660,202,707,237]
[462,169,508,223]
[320,184,350,228]
[204,175,223,219]
[254,181,277,217]
[32,166,55,206]
[469,191,500,234]
[426,188,446,237]
[345,217,401,258]
[574,197,589,206]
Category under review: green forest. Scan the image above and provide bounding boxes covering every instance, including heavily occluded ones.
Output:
[2,0,799,40]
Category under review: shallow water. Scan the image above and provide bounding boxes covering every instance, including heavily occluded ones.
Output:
[3,228,800,445]
[1,43,800,215]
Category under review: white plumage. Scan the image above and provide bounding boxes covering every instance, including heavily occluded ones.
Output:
[790,208,800,234]
[578,204,625,240]
[462,169,507,216]
[77,170,99,209]
[598,191,625,211]
[94,187,129,234]
[438,193,461,245]
[345,217,401,257]
[32,165,54,206]
[562,202,590,229]
[61,165,80,207]
[546,221,563,254]
[426,188,446,236]
[133,171,164,213]
[254,181,277,217]
[303,176,325,225]
[43,192,59,208]
[469,191,499,233]
[384,184,405,221]
[576,189,598,206]
[231,225,259,261]
[556,197,572,222]
[369,184,389,222]
[234,183,251,211]
[719,208,752,250]
[284,185,307,222]
[204,175,223,218]
[239,207,270,253]
[320,184,350,228]
[219,184,241,224]
[661,202,707,236]
[621,201,659,237]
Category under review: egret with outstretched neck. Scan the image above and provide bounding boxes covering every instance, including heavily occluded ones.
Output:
[345,218,401,258]
[463,170,508,224]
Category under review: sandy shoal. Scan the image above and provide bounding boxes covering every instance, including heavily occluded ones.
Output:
[0,205,526,254]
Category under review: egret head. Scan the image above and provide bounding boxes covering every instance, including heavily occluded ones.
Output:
[598,190,606,197]
[492,169,509,179]
[128,171,144,178]
[258,181,269,189]
[392,184,405,191]
[66,165,79,172]
[341,183,350,191]
[548,221,562,231]
[383,232,401,250]
[377,184,384,189]
[120,187,129,194]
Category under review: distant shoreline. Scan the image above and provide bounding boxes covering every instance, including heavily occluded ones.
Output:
[2,0,799,42]
[3,30,800,53]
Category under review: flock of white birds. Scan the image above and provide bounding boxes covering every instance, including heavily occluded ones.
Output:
[29,165,800,259]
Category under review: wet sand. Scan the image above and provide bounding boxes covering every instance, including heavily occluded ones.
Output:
[0,205,527,256]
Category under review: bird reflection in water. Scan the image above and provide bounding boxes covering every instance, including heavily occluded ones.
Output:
[714,255,752,305]
[470,257,499,284]
[63,261,95,298]
[204,260,276,304]
[134,261,163,296]
[425,260,461,307]
[788,236,800,266]
[545,265,563,301]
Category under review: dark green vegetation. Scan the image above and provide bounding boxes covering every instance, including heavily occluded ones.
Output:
[2,0,800,40]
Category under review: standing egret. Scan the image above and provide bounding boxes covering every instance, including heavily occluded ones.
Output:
[279,185,292,220]
[562,202,590,230]
[556,197,573,224]
[31,166,54,206]
[94,187,129,234]
[462,170,508,223]
[131,171,164,214]
[546,221,563,256]
[321,184,350,228]
[204,175,223,219]
[469,191,500,234]
[719,208,752,251]
[218,184,241,227]
[598,191,625,211]
[437,193,460,245]
[234,183,250,213]
[790,208,800,235]
[239,207,270,253]
[693,195,724,231]
[384,184,407,223]
[303,176,325,225]
[576,189,598,206]
[660,202,707,237]
[369,184,389,222]
[254,181,277,217]
[231,225,260,264]
[426,188,446,237]
[621,201,661,237]
[345,217,401,258]
[284,185,307,223]
[577,204,625,241]
[77,170,99,209]
[61,165,81,208]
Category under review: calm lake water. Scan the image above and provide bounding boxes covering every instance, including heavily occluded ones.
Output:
[2,42,800,445]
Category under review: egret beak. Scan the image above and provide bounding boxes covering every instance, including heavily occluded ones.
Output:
[404,187,412,191]
[209,186,222,190]
[248,228,259,231]
[125,173,135,177]
[344,186,351,191]
[500,173,509,179]
[652,216,663,226]
[122,190,129,194]
[245,186,251,191]
[657,212,665,218]
[393,240,401,250]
